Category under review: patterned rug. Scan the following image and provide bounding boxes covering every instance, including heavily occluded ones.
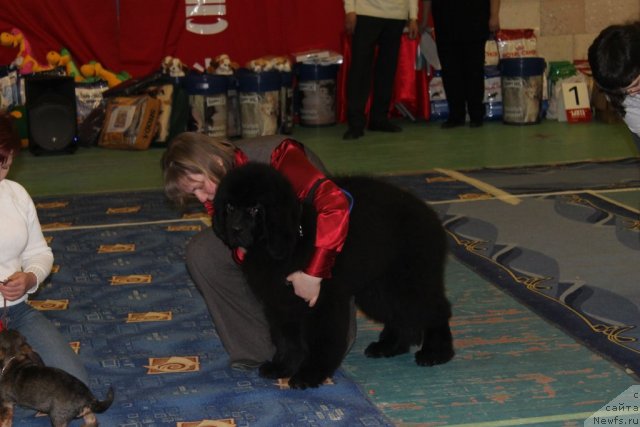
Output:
[18,192,393,426]
[386,157,640,379]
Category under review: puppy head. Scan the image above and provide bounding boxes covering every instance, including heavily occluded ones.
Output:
[213,163,301,259]
[0,329,43,367]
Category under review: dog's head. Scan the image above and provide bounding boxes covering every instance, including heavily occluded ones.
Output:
[213,162,302,259]
[0,329,44,369]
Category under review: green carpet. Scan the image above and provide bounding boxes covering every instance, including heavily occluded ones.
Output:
[344,259,637,426]
[11,120,639,197]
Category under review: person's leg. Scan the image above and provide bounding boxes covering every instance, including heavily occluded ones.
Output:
[369,18,405,127]
[437,39,466,125]
[186,229,274,368]
[346,15,381,136]
[464,37,489,125]
[9,302,89,384]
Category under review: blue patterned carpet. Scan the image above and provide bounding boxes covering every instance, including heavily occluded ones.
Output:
[21,193,393,426]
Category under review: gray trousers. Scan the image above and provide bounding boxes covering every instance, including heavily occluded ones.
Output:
[186,135,356,366]
[187,228,276,363]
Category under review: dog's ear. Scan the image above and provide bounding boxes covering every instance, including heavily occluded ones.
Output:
[212,205,227,243]
[212,193,229,245]
[1,330,44,366]
[20,345,45,366]
[0,330,10,360]
[15,334,44,366]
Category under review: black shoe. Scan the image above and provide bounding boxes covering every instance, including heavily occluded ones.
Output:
[441,119,465,129]
[469,120,483,128]
[343,128,364,140]
[368,121,402,132]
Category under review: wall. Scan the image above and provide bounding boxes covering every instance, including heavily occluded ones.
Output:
[500,0,640,62]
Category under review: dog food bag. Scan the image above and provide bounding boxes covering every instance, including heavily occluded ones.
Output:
[99,95,161,150]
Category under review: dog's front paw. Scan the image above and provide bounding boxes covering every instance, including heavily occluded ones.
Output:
[415,347,455,366]
[288,369,327,390]
[259,361,290,379]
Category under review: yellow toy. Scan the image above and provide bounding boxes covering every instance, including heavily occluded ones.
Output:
[46,48,84,82]
[0,28,51,74]
[80,61,130,88]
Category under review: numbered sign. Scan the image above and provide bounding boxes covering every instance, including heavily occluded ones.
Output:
[562,82,592,123]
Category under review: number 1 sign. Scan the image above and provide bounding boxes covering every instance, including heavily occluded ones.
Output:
[561,82,592,123]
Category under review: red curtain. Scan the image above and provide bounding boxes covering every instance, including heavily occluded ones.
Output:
[1,0,345,78]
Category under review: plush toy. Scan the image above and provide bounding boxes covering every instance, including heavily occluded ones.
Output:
[246,57,271,73]
[210,54,238,75]
[245,55,291,73]
[46,48,84,82]
[80,61,130,88]
[161,56,187,77]
[0,28,51,74]
[267,55,292,73]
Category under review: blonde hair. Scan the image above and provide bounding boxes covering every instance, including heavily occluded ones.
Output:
[162,132,237,206]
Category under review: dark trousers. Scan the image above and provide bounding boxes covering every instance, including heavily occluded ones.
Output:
[437,37,487,122]
[346,15,406,130]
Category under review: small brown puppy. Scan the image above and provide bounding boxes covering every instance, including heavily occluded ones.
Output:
[0,329,114,427]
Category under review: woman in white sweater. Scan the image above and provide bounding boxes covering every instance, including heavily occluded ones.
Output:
[0,112,88,384]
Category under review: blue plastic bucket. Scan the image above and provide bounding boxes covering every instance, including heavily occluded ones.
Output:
[500,57,546,125]
[297,64,339,127]
[184,73,228,137]
[237,69,281,137]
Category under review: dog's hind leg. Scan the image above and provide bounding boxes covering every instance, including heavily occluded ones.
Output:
[364,322,413,358]
[415,319,454,366]
[0,401,13,427]
[80,412,98,427]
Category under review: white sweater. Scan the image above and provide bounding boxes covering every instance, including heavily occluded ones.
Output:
[344,0,418,21]
[623,94,640,138]
[0,179,53,306]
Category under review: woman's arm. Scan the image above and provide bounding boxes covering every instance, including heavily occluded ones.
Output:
[270,139,350,306]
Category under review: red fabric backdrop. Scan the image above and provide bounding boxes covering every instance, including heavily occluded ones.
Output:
[1,1,429,122]
[0,0,345,77]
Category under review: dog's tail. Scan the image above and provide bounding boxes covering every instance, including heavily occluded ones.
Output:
[91,386,115,413]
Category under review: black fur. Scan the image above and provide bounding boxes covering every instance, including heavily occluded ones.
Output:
[213,162,454,389]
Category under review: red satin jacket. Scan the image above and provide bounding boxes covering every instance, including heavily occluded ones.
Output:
[208,138,350,279]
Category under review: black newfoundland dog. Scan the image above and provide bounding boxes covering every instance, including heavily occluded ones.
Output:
[213,162,454,389]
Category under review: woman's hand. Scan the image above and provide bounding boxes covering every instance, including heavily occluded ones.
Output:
[0,272,36,301]
[345,12,357,35]
[407,19,419,39]
[287,271,321,307]
[489,15,500,33]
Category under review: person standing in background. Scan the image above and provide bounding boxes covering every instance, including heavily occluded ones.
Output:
[343,0,419,140]
[423,0,500,128]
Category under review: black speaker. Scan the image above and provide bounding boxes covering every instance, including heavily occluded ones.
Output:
[25,75,78,155]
